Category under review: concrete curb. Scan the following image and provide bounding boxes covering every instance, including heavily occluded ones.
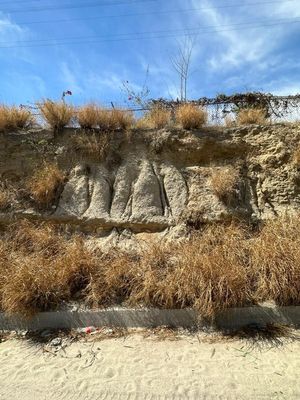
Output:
[0,306,300,331]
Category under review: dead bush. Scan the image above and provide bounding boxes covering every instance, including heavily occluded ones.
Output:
[141,106,171,129]
[236,108,268,126]
[210,167,240,205]
[1,255,69,317]
[0,105,35,132]
[109,109,134,130]
[6,220,65,257]
[38,100,74,131]
[77,103,99,129]
[85,251,136,307]
[27,162,65,208]
[249,217,300,305]
[176,104,207,129]
[97,108,112,131]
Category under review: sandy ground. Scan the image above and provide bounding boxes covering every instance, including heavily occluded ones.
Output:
[0,330,299,400]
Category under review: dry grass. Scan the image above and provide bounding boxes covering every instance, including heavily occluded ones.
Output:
[0,182,14,211]
[0,105,35,132]
[236,108,268,126]
[38,100,74,131]
[250,217,300,305]
[210,167,240,205]
[109,109,135,130]
[72,132,109,161]
[224,115,236,128]
[27,162,65,208]
[141,106,171,129]
[97,108,112,131]
[0,218,300,318]
[77,103,99,129]
[176,104,207,129]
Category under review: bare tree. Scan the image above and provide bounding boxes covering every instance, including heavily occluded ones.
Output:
[170,37,195,102]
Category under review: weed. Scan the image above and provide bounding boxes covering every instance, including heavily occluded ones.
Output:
[0,105,35,132]
[38,100,74,131]
[176,104,207,129]
[237,108,268,126]
[27,162,65,208]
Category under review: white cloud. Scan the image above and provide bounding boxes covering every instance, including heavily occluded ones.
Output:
[189,0,286,71]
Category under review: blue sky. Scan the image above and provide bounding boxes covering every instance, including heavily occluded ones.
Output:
[0,0,300,106]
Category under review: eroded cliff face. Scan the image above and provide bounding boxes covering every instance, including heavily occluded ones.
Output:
[1,123,300,249]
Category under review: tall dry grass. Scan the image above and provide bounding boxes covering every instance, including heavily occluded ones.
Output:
[0,218,300,318]
[0,105,35,132]
[236,108,268,126]
[27,162,65,208]
[176,104,207,129]
[38,100,74,131]
[77,103,99,129]
[250,218,300,305]
[140,106,171,129]
[210,167,240,205]
[109,109,135,130]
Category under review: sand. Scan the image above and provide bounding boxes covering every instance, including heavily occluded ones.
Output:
[0,331,299,400]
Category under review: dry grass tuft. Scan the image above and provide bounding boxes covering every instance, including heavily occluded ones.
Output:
[0,105,35,132]
[77,103,99,130]
[176,104,207,129]
[38,100,74,131]
[27,162,65,208]
[72,132,109,161]
[250,217,300,305]
[97,108,112,131]
[210,167,240,205]
[236,108,268,126]
[109,109,135,130]
[224,115,236,128]
[141,106,171,129]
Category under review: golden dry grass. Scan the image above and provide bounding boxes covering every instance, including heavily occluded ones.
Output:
[97,108,112,131]
[0,218,300,318]
[236,108,268,126]
[141,106,171,129]
[38,100,74,131]
[77,103,99,129]
[210,167,240,205]
[176,104,207,129]
[27,162,65,208]
[249,217,300,305]
[109,109,135,130]
[0,105,35,132]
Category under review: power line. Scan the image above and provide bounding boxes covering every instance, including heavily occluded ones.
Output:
[1,16,300,45]
[1,17,300,49]
[1,0,297,15]
[0,0,157,13]
[10,0,300,27]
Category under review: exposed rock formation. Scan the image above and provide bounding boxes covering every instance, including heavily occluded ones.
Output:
[1,123,300,247]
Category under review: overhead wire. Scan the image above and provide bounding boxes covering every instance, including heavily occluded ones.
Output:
[0,16,300,49]
[8,0,300,27]
[0,0,297,14]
